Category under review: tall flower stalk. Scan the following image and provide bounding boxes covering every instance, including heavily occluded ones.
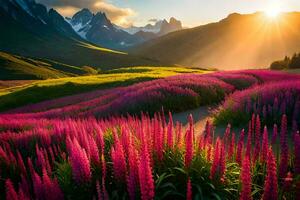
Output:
[240,156,252,200]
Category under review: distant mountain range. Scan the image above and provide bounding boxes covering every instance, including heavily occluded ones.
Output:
[67,8,183,49]
[119,17,183,36]
[134,12,300,69]
[0,0,162,71]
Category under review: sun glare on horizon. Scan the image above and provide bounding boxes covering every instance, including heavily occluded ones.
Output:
[264,1,282,19]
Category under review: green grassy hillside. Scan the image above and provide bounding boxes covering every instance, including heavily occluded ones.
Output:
[0,66,210,112]
[0,51,90,80]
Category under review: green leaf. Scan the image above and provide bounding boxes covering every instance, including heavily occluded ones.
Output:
[173,167,187,175]
[211,193,222,200]
[160,182,177,190]
[195,184,203,200]
[206,183,216,190]
[155,173,175,188]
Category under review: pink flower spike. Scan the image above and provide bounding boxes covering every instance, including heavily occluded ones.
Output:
[186,178,192,200]
[5,179,18,200]
[185,129,193,168]
[236,129,245,165]
[261,126,268,162]
[262,147,278,200]
[240,156,252,200]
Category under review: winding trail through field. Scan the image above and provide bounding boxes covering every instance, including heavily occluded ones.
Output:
[172,106,241,136]
[172,106,213,134]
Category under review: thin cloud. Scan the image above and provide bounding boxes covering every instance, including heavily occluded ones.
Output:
[37,0,136,27]
[93,1,136,27]
[148,18,159,23]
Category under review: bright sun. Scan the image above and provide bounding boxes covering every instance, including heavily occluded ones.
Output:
[265,3,282,18]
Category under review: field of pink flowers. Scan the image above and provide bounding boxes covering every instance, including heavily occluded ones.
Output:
[215,80,300,128]
[1,70,300,200]
[6,70,300,119]
[0,112,299,199]
[5,74,236,118]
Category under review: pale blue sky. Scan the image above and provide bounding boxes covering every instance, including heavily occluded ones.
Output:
[111,0,300,27]
[41,0,300,27]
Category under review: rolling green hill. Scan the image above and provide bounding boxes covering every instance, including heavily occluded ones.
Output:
[133,12,300,69]
[0,51,91,80]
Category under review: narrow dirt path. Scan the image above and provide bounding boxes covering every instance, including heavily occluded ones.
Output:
[172,106,242,136]
[172,106,213,135]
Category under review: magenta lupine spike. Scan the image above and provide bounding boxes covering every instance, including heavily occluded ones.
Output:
[0,146,10,166]
[88,136,100,165]
[167,112,174,148]
[42,167,63,200]
[210,138,221,180]
[228,132,235,160]
[48,147,55,164]
[219,144,226,181]
[111,134,127,182]
[18,187,30,200]
[32,171,44,200]
[204,120,212,146]
[42,148,52,174]
[251,114,255,135]
[138,141,155,200]
[240,156,252,200]
[7,148,17,166]
[261,126,269,162]
[35,145,46,171]
[52,179,64,200]
[224,124,231,146]
[154,119,163,161]
[186,178,192,200]
[279,115,289,179]
[262,148,278,200]
[272,124,278,145]
[127,145,139,200]
[294,133,300,174]
[245,122,252,159]
[198,135,204,151]
[236,129,245,165]
[253,115,261,163]
[188,114,194,140]
[256,115,261,137]
[19,175,30,198]
[185,129,193,168]
[69,138,92,184]
[16,151,26,176]
[5,179,18,200]
[27,157,35,175]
